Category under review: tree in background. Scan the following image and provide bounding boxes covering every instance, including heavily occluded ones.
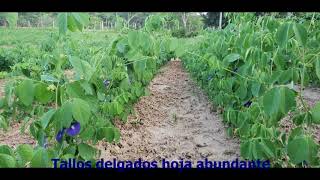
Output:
[0,13,18,27]
[202,12,227,29]
[0,12,205,35]
[170,12,204,38]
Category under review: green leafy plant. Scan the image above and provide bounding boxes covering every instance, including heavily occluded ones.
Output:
[181,13,320,167]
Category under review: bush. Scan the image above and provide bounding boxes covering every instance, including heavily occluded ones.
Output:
[0,49,14,71]
[171,28,198,38]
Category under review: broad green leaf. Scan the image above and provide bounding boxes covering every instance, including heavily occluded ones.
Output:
[97,127,114,143]
[311,102,320,124]
[288,127,304,142]
[0,154,16,167]
[262,87,296,117]
[15,80,35,106]
[57,13,68,35]
[71,13,89,30]
[80,126,95,141]
[276,23,291,47]
[112,101,123,115]
[40,74,60,83]
[31,147,49,167]
[251,82,261,97]
[72,98,91,127]
[223,53,240,63]
[315,58,320,81]
[63,145,77,155]
[78,143,96,160]
[133,59,146,74]
[279,87,296,115]
[67,15,78,32]
[0,145,13,156]
[128,31,140,49]
[59,101,74,128]
[260,139,276,159]
[119,77,130,90]
[69,56,95,81]
[0,115,8,131]
[34,83,54,104]
[40,109,56,129]
[273,51,286,70]
[0,98,5,108]
[263,88,280,116]
[278,70,292,84]
[113,128,121,143]
[293,23,307,46]
[36,130,46,148]
[80,81,94,95]
[240,141,254,160]
[236,83,247,100]
[287,136,318,165]
[16,144,33,167]
[66,81,86,98]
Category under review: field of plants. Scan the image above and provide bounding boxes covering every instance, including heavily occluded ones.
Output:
[181,13,320,167]
[0,12,320,168]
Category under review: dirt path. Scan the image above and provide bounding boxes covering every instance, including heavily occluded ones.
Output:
[97,60,240,163]
[0,79,6,97]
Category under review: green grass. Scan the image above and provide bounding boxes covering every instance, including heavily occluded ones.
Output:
[0,27,118,46]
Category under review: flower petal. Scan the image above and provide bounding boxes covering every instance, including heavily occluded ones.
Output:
[66,121,81,136]
[56,129,65,143]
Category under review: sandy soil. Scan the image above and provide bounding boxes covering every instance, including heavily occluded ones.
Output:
[0,78,35,148]
[279,86,320,143]
[0,79,6,97]
[301,87,320,107]
[0,122,35,148]
[97,60,240,164]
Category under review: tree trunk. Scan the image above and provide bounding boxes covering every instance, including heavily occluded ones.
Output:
[105,19,108,29]
[219,12,223,29]
[182,12,188,29]
[40,14,43,27]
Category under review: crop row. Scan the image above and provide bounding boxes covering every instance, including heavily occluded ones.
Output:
[0,17,181,167]
[181,13,320,167]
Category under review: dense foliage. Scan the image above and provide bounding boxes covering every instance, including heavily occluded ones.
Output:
[2,12,320,168]
[0,14,179,167]
[181,13,320,167]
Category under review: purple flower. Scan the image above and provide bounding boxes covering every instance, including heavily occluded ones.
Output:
[103,80,110,87]
[244,100,252,108]
[66,121,81,137]
[56,129,65,143]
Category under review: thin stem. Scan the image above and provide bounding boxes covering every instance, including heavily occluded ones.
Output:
[299,49,309,112]
[55,82,59,109]
[307,12,315,32]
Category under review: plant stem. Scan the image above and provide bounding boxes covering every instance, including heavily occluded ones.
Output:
[307,13,315,32]
[299,49,308,111]
[55,83,59,109]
